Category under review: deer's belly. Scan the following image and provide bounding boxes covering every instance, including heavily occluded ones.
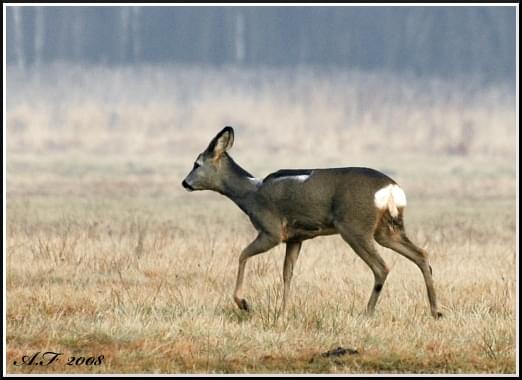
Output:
[281,218,337,242]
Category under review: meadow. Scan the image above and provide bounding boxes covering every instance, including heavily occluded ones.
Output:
[5,64,517,374]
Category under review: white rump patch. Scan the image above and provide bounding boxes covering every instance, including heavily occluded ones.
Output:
[374,184,407,218]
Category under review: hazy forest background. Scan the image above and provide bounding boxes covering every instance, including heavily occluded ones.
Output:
[6,6,516,81]
[5,5,517,374]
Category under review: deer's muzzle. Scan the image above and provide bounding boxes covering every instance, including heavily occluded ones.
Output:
[182,180,195,191]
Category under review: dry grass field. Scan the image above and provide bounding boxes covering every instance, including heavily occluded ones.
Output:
[5,64,517,374]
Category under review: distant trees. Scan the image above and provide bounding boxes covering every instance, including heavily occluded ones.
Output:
[6,6,515,82]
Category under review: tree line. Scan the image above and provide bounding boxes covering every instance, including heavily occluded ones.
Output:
[6,6,516,82]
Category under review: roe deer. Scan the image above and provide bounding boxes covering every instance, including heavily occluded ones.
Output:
[182,126,442,319]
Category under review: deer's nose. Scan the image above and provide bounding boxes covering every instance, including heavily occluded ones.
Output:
[182,180,194,191]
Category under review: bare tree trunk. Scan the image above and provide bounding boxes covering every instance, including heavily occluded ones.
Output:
[234,10,245,65]
[119,7,131,62]
[12,7,25,71]
[131,7,141,62]
[34,7,45,69]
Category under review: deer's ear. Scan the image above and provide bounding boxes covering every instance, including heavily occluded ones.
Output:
[207,126,234,158]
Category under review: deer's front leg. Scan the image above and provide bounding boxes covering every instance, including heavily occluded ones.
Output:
[282,241,302,315]
[234,233,279,311]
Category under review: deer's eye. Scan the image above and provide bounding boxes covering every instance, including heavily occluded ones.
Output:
[193,162,200,170]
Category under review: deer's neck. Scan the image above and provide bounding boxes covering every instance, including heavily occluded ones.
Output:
[218,155,260,211]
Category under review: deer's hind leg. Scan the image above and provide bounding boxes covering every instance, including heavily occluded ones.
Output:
[373,210,442,319]
[334,220,390,316]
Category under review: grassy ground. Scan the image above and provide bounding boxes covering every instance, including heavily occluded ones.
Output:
[5,65,517,374]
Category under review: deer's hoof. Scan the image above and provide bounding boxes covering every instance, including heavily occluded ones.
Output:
[238,298,251,312]
[433,311,443,319]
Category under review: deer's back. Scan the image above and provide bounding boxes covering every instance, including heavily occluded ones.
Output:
[260,167,396,200]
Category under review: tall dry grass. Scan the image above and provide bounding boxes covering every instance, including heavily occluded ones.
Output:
[5,64,517,374]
